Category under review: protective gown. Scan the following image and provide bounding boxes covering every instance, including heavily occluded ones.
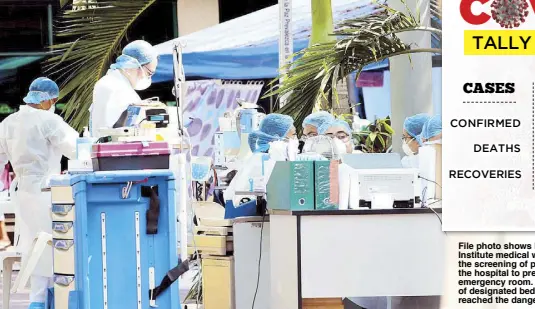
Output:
[0,105,78,303]
[89,69,141,137]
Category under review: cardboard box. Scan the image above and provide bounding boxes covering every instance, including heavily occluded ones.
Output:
[202,256,235,309]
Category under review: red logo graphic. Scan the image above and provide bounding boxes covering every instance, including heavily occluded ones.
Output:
[460,0,534,28]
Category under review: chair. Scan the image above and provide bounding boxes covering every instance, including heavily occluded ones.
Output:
[2,232,52,309]
[11,232,53,293]
[1,249,22,309]
[0,193,24,309]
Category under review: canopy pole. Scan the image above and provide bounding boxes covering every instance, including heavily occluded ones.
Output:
[278,0,293,108]
[173,43,189,263]
[47,4,53,48]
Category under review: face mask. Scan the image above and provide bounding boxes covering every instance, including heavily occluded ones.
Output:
[333,138,348,156]
[287,138,299,161]
[402,139,415,156]
[424,139,442,145]
[134,69,152,91]
[268,140,289,161]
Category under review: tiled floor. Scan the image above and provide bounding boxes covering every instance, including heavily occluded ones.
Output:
[0,272,30,309]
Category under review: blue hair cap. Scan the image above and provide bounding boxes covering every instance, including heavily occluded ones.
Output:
[422,114,442,140]
[110,40,157,70]
[317,119,351,135]
[302,111,334,129]
[248,114,294,153]
[403,113,430,139]
[23,77,59,105]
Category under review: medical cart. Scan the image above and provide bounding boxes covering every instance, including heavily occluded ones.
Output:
[50,170,180,309]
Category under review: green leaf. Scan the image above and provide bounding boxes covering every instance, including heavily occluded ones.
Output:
[60,0,71,8]
[265,3,441,129]
[383,123,395,134]
[369,132,377,142]
[377,134,386,148]
[45,0,157,130]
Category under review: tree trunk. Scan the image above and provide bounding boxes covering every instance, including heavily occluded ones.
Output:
[310,0,335,111]
[333,78,352,115]
[310,0,334,46]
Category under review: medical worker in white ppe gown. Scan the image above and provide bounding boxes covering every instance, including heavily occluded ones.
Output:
[0,77,78,309]
[401,113,430,168]
[90,40,158,137]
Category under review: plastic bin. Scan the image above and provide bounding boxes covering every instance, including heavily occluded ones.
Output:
[91,142,170,171]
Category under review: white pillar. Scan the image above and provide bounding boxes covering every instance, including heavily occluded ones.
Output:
[389,0,433,152]
[177,0,220,36]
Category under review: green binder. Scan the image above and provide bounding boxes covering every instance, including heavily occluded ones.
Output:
[267,161,315,210]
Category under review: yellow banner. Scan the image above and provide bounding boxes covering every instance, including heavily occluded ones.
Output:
[464,30,535,55]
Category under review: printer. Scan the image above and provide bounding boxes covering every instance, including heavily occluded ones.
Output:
[349,168,421,209]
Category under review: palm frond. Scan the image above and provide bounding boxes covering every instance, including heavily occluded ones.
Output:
[431,0,441,20]
[265,6,442,130]
[46,0,156,130]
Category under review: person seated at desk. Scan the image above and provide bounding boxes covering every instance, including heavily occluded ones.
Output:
[318,118,354,154]
[224,114,297,207]
[302,111,334,139]
[248,113,298,159]
[401,113,430,168]
[421,114,442,144]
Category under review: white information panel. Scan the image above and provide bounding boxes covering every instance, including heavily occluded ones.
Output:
[443,0,535,231]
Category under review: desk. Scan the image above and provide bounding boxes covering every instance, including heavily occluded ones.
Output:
[233,219,270,309]
[269,208,445,309]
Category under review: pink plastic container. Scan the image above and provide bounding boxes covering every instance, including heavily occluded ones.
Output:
[91,142,170,171]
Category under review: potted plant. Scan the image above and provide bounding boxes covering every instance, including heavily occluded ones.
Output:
[354,116,394,153]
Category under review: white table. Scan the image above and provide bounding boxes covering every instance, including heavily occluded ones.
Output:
[233,219,270,309]
[269,208,445,309]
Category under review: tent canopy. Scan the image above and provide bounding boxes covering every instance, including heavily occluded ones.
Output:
[153,0,440,82]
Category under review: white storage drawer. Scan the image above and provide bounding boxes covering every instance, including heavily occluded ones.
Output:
[54,275,75,309]
[52,222,74,239]
[51,186,74,204]
[51,204,75,222]
[53,239,75,275]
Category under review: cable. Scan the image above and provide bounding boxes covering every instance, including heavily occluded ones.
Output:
[421,186,428,208]
[251,211,266,309]
[183,130,202,306]
[418,175,442,188]
[422,199,445,233]
[172,43,202,305]
[418,175,444,227]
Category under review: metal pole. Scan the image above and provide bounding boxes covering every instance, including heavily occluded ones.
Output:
[278,0,293,108]
[173,0,179,38]
[47,4,53,47]
[174,43,189,263]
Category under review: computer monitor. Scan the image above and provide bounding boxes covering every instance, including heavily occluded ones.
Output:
[341,153,402,169]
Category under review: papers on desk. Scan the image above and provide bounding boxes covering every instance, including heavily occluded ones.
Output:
[371,193,394,209]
